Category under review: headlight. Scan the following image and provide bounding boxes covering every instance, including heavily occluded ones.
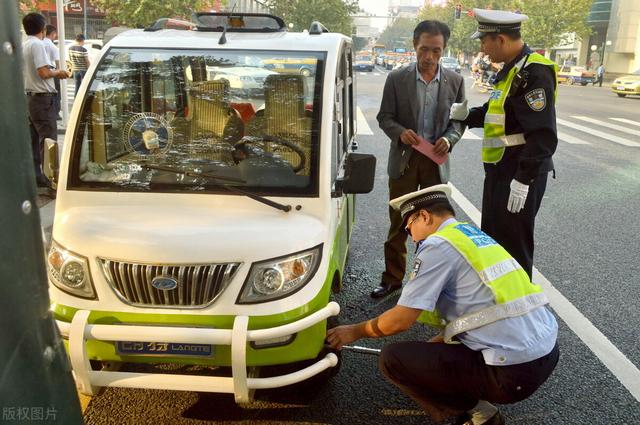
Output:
[613,80,621,85]
[236,245,322,304]
[47,241,96,299]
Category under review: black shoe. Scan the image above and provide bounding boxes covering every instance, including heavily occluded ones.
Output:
[370,282,401,298]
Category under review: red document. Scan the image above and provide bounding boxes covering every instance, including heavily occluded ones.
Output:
[411,135,448,165]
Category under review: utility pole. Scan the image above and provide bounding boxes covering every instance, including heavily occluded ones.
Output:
[0,3,83,423]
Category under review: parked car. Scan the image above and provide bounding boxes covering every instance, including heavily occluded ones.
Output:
[611,74,640,97]
[207,65,279,97]
[354,53,374,72]
[44,11,376,403]
[557,65,595,85]
[440,56,461,73]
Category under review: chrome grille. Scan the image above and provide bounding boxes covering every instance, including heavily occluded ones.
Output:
[99,260,240,308]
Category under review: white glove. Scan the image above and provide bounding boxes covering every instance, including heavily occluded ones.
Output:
[507,179,529,213]
[449,99,469,121]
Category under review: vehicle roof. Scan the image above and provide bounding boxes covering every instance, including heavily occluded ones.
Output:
[107,29,350,52]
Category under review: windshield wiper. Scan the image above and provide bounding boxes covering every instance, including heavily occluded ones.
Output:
[143,164,292,212]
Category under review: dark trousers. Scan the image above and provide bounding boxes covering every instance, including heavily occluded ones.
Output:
[73,70,86,97]
[380,341,559,423]
[27,95,57,186]
[382,152,441,286]
[481,171,548,279]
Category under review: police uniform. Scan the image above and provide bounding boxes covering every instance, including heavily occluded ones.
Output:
[379,185,559,424]
[464,9,558,278]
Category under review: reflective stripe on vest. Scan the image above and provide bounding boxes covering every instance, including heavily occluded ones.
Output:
[429,222,547,343]
[483,53,558,164]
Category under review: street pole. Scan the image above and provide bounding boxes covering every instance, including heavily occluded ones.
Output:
[56,0,69,127]
[83,0,87,37]
[0,3,83,423]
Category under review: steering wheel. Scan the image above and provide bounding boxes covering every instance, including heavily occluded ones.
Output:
[234,136,306,173]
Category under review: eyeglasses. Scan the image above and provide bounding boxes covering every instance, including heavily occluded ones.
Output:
[405,213,420,235]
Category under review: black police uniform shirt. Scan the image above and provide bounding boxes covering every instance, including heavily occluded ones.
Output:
[465,45,558,184]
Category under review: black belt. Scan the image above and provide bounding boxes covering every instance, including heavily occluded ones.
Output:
[26,92,57,97]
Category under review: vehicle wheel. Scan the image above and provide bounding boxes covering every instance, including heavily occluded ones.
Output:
[567,77,575,85]
[581,82,588,86]
[300,68,311,77]
[617,93,627,97]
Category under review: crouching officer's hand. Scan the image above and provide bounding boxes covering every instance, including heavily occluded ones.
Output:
[326,325,361,350]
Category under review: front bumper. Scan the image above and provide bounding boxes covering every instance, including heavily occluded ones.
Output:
[56,302,340,403]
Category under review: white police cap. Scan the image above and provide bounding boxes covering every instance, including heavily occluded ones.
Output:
[389,184,453,224]
[471,8,528,39]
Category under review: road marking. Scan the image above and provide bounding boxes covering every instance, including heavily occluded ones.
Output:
[557,118,640,147]
[449,183,640,403]
[610,117,640,128]
[373,73,380,76]
[558,131,591,145]
[356,106,374,135]
[572,116,640,137]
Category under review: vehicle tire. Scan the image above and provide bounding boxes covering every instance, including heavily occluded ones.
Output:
[300,68,311,77]
[581,82,588,86]
[567,77,575,85]
[617,93,627,97]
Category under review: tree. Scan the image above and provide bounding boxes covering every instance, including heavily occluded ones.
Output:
[377,17,416,51]
[88,0,225,28]
[265,0,358,36]
[418,0,593,56]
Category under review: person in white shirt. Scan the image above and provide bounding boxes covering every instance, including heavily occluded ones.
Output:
[22,13,68,190]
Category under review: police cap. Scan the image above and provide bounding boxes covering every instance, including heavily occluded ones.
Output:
[471,8,528,40]
[389,184,453,226]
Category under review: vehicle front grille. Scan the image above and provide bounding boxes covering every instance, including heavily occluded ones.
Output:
[99,259,240,308]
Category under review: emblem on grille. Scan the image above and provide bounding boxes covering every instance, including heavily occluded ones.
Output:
[151,276,178,291]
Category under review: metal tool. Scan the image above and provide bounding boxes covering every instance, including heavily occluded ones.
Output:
[340,345,381,356]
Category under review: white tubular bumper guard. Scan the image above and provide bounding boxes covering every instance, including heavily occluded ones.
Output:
[57,301,340,403]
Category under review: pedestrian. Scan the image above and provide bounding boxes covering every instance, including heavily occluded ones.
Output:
[68,33,90,97]
[449,9,558,278]
[22,13,69,190]
[43,24,61,117]
[372,20,466,298]
[595,64,605,87]
[327,184,559,425]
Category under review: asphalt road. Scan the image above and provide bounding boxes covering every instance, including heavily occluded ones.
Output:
[78,66,640,424]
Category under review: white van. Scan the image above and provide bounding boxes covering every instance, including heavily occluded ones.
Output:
[45,13,375,403]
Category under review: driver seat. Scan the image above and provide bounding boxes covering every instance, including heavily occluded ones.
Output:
[260,74,311,174]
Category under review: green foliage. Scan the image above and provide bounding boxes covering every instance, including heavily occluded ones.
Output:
[377,18,417,51]
[418,0,593,55]
[90,0,225,28]
[352,36,368,52]
[265,0,358,36]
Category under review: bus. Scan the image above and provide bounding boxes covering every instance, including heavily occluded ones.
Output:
[372,43,385,59]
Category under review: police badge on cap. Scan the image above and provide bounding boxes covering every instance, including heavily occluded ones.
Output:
[471,8,529,39]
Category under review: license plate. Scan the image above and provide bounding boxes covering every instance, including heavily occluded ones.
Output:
[617,86,625,90]
[115,341,214,358]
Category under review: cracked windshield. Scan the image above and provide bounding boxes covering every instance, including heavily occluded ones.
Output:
[70,48,324,194]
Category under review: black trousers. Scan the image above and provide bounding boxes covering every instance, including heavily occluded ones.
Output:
[481,171,548,278]
[382,152,441,286]
[27,95,58,186]
[380,341,559,423]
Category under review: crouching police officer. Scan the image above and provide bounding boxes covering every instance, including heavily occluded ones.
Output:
[327,184,559,425]
[449,9,559,279]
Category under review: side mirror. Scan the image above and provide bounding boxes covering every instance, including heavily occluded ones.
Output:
[336,152,376,195]
[43,138,59,189]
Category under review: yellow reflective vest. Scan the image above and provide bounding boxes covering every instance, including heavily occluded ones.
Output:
[418,222,548,343]
[483,53,558,163]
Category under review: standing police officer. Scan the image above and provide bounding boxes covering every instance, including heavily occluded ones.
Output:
[450,9,558,278]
